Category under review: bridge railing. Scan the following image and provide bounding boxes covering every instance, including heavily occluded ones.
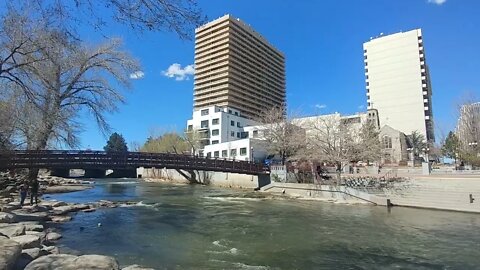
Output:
[0,150,268,175]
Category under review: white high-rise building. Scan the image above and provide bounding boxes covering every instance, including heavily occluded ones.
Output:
[363,29,434,141]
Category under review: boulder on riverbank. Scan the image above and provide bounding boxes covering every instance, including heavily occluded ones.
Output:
[11,210,50,222]
[0,223,25,238]
[25,254,120,270]
[0,212,16,223]
[19,222,44,232]
[44,185,93,194]
[39,200,67,208]
[10,234,41,249]
[0,236,22,270]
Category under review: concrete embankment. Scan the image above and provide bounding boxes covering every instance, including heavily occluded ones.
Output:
[260,182,386,205]
[261,176,480,214]
[137,167,270,189]
[379,177,480,213]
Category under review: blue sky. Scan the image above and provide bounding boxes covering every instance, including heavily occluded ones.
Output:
[77,0,480,149]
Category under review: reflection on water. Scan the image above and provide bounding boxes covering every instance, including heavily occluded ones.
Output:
[49,179,480,269]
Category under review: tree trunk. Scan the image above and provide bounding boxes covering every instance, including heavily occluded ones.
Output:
[336,162,342,185]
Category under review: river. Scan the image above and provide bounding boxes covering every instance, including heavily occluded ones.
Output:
[47,179,480,269]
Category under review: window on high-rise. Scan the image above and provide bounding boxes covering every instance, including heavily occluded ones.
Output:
[212,118,219,125]
[201,109,209,116]
[201,120,208,128]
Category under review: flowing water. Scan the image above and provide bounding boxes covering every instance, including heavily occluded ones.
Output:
[48,179,480,269]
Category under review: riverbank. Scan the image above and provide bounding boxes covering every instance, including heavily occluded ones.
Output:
[0,174,153,269]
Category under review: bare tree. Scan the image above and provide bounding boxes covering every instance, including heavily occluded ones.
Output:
[8,0,206,40]
[298,114,357,181]
[0,8,49,93]
[184,128,204,154]
[455,95,480,166]
[357,120,382,163]
[256,106,305,165]
[0,98,16,150]
[1,14,139,179]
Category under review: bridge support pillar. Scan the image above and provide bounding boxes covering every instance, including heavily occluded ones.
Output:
[105,169,137,178]
[84,169,106,178]
[50,168,70,178]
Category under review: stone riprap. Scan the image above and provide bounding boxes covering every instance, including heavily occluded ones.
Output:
[24,254,120,270]
[0,172,155,269]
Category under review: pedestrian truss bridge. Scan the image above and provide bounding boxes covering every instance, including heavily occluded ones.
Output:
[0,150,268,175]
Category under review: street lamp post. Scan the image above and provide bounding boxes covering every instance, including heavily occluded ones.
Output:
[422,147,431,175]
[406,148,414,167]
[422,147,430,163]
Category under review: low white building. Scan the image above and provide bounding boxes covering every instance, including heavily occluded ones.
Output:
[292,109,380,135]
[186,107,384,163]
[203,138,268,162]
[186,106,268,161]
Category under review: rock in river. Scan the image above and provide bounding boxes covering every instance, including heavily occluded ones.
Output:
[50,215,72,223]
[45,232,62,242]
[122,264,155,270]
[51,205,75,215]
[25,254,120,270]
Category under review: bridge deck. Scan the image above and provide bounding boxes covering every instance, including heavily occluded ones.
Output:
[0,150,268,175]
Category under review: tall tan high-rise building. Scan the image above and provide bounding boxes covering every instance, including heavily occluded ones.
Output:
[194,15,286,120]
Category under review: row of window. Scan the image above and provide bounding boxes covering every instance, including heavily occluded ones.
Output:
[206,147,248,158]
[201,108,241,117]
[198,119,243,129]
[199,118,219,128]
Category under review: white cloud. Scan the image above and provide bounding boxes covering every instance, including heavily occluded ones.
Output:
[358,105,365,110]
[428,0,447,5]
[162,63,195,81]
[129,71,145,79]
[315,104,327,109]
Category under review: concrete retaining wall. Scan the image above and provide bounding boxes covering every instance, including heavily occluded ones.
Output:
[380,177,480,213]
[136,167,269,189]
[260,182,385,205]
